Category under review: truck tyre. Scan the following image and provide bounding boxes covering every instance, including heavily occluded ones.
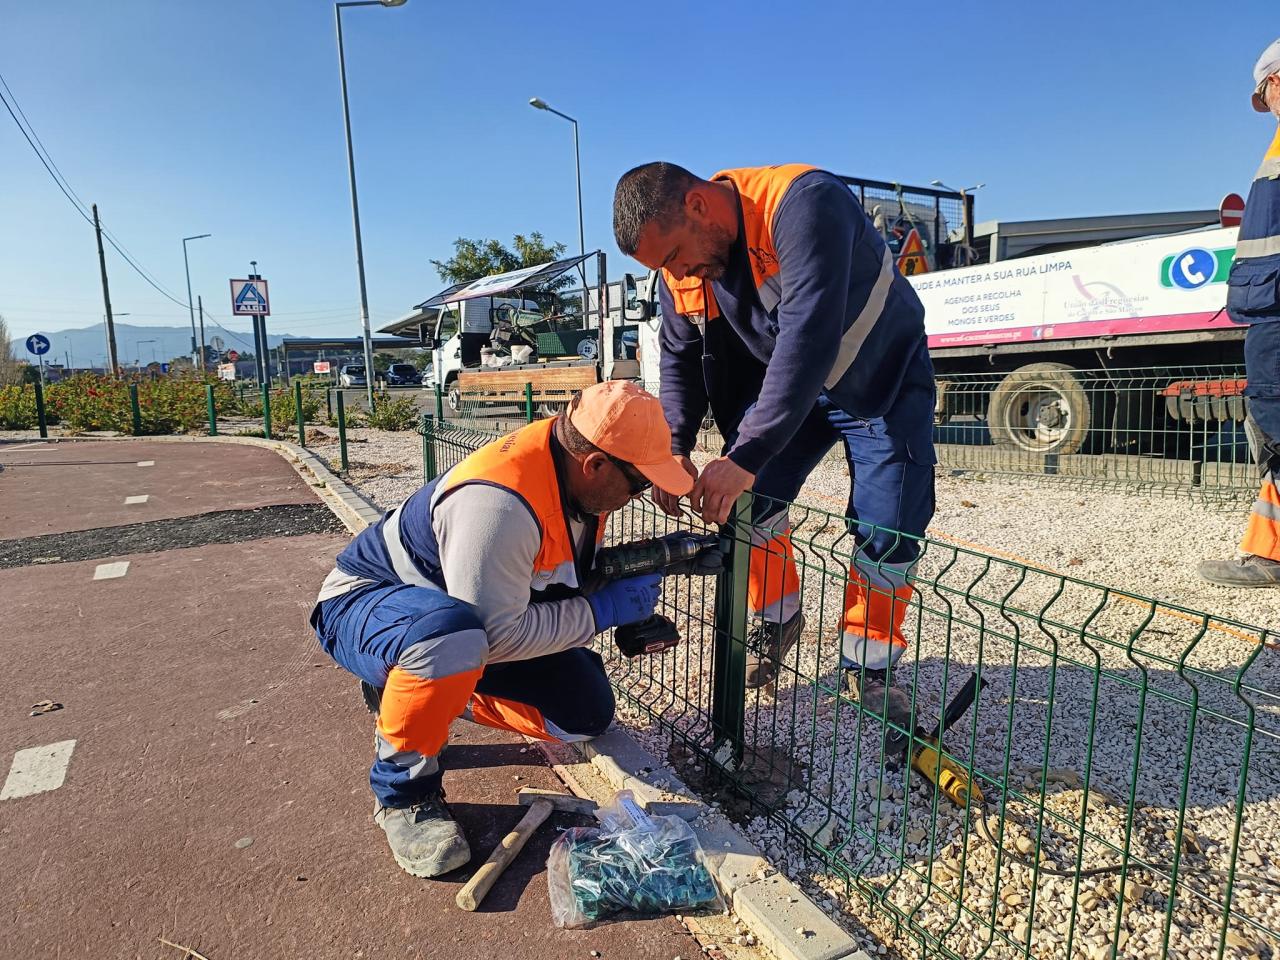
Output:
[988,362,1091,455]
[446,383,462,414]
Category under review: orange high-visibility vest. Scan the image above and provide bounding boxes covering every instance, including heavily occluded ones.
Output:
[334,417,605,596]
[438,417,602,592]
[662,164,817,323]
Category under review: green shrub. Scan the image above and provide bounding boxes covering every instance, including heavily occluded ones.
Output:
[46,375,131,432]
[365,396,419,431]
[0,385,38,429]
[326,409,364,428]
[42,373,226,435]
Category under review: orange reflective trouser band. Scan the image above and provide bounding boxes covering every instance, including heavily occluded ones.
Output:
[374,648,611,807]
[747,518,802,624]
[1240,470,1280,561]
[315,581,615,809]
[840,558,915,671]
[746,508,916,672]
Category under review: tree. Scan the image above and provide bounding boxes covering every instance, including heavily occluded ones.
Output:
[0,314,19,386]
[430,232,577,313]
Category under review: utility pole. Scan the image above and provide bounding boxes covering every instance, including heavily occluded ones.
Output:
[197,295,206,372]
[93,203,120,377]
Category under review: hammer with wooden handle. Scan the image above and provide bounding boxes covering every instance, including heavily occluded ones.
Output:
[455,799,553,912]
[515,787,599,817]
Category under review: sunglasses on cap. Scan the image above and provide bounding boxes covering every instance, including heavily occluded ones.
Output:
[606,453,652,495]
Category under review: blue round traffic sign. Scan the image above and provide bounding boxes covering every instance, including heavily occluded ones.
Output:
[1169,248,1216,290]
[25,334,51,356]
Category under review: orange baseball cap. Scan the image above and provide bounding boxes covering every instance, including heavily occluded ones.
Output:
[570,380,694,495]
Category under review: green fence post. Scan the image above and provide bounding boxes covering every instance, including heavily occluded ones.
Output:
[420,414,437,481]
[33,380,48,439]
[294,380,306,447]
[129,382,143,435]
[524,381,534,423]
[336,390,349,472]
[325,387,333,424]
[434,383,445,422]
[710,491,753,765]
[206,384,218,436]
[261,384,272,438]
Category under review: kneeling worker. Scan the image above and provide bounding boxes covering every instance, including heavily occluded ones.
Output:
[310,381,694,877]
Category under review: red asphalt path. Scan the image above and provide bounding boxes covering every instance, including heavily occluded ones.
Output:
[0,439,702,960]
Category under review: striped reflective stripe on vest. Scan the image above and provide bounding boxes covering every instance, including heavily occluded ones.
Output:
[1236,234,1280,260]
[824,246,895,389]
[381,503,440,589]
[1256,156,1280,181]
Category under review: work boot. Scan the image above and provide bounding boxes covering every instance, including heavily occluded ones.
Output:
[744,612,805,688]
[846,668,914,753]
[374,791,471,878]
[1197,554,1280,587]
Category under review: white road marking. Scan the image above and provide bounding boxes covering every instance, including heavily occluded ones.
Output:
[124,495,149,505]
[136,460,155,467]
[1,740,77,800]
[93,561,130,580]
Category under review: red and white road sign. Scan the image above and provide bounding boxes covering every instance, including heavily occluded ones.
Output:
[1220,192,1246,229]
[227,350,240,362]
[313,361,332,374]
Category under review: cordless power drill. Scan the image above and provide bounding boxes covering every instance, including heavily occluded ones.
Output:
[595,532,723,657]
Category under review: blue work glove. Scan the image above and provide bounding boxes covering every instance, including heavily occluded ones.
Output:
[587,573,662,632]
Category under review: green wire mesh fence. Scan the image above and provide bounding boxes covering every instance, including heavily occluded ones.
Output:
[930,364,1256,504]
[420,413,1278,960]
[428,364,1260,505]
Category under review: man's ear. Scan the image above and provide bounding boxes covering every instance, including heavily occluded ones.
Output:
[582,450,614,482]
[684,187,708,222]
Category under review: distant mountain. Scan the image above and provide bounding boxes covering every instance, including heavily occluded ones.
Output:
[11,323,296,368]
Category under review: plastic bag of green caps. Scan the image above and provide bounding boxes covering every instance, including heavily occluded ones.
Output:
[547,790,725,928]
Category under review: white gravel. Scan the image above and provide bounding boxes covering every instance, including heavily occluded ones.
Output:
[303,425,424,510]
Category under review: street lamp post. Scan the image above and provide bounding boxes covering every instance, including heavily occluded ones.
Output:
[136,339,157,369]
[529,97,587,301]
[183,233,211,369]
[336,0,408,409]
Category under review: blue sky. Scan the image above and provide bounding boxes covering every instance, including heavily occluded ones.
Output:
[2,0,1277,356]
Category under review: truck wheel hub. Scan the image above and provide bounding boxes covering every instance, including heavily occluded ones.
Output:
[1036,399,1066,429]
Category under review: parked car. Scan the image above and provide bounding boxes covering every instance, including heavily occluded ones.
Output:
[384,362,421,386]
[338,364,366,387]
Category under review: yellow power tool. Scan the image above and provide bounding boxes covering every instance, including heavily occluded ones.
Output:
[908,673,987,808]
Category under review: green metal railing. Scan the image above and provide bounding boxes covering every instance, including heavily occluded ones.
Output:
[418,414,1278,960]
[933,364,1256,504]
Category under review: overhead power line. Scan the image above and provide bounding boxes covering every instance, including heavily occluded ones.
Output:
[0,70,197,314]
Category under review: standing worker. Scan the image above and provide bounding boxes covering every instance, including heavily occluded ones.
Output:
[1199,41,1280,588]
[310,381,695,877]
[613,162,936,741]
